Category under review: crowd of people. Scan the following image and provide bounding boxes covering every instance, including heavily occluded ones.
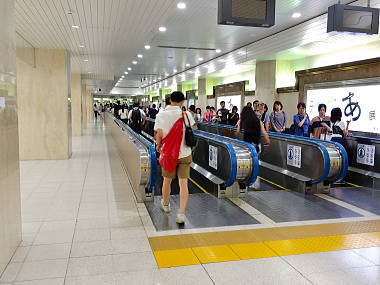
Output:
[97,96,351,146]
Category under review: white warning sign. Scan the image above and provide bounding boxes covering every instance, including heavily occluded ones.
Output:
[357,144,375,166]
[209,145,218,170]
[287,145,302,168]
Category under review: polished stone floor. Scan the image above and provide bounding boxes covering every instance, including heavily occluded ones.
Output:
[0,120,379,285]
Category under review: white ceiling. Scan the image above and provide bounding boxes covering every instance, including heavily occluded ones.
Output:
[15,0,378,95]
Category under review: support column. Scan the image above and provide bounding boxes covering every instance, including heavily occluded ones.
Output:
[176,83,183,92]
[71,73,82,136]
[198,78,207,111]
[0,0,22,274]
[255,60,277,104]
[81,84,87,129]
[84,89,93,123]
[17,48,72,160]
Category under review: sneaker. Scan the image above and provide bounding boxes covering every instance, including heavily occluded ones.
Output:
[176,213,185,224]
[160,199,171,213]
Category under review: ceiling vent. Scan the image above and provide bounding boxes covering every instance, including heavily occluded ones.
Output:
[158,45,216,51]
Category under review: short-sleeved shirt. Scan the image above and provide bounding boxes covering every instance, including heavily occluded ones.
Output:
[217,108,229,124]
[128,108,146,120]
[154,105,195,159]
[118,109,128,119]
[270,111,287,131]
[310,116,331,139]
[293,114,310,137]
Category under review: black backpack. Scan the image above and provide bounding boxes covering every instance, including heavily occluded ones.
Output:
[130,109,141,127]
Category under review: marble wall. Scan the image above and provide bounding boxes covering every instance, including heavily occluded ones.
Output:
[255,60,277,104]
[17,48,72,160]
[0,0,22,275]
[71,74,82,136]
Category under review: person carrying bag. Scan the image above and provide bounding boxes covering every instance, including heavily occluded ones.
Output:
[154,91,195,224]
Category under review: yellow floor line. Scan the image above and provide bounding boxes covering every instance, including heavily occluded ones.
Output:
[153,232,380,268]
[345,181,363,188]
[258,176,289,191]
[189,177,209,194]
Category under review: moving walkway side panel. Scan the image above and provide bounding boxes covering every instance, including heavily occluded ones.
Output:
[271,132,349,183]
[105,113,156,202]
[195,129,259,187]
[345,136,380,188]
[191,132,237,188]
[264,132,330,185]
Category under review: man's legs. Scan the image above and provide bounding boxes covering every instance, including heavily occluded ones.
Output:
[178,178,189,214]
[162,177,172,206]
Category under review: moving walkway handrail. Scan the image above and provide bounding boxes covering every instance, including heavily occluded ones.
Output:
[193,132,237,188]
[109,113,157,192]
[198,121,333,185]
[267,132,330,184]
[195,129,259,186]
[271,132,349,183]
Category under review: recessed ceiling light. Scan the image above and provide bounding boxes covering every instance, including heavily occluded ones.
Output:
[158,26,167,32]
[177,2,186,9]
[127,67,132,71]
[198,57,204,61]
[165,73,169,76]
[144,45,151,50]
[132,61,138,65]
[124,72,128,74]
[121,75,125,78]
[83,59,89,62]
[292,12,301,18]
[216,49,222,53]
[158,77,162,80]
[87,71,92,74]
[137,54,143,58]
[173,69,178,73]
[79,45,85,48]
[71,25,80,29]
[186,63,190,67]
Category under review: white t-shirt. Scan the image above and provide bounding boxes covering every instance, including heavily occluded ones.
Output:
[128,108,146,120]
[118,109,128,119]
[331,121,346,138]
[154,105,195,159]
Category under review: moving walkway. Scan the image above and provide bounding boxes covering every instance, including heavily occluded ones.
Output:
[198,122,348,193]
[106,114,260,230]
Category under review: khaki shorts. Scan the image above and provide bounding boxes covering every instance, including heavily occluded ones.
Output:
[162,155,192,179]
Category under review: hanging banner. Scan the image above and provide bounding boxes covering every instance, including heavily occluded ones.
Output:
[357,144,376,166]
[287,145,302,168]
[209,145,218,170]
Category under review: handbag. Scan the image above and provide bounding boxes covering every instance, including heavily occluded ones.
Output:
[182,111,197,147]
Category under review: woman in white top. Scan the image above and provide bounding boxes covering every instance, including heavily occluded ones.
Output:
[118,105,129,124]
[322,107,351,144]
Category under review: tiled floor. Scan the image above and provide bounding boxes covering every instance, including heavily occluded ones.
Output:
[1,120,380,284]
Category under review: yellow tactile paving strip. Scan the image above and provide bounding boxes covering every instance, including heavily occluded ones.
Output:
[149,220,380,268]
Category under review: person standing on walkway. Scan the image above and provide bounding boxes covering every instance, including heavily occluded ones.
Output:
[128,102,146,134]
[270,101,286,133]
[154,91,195,224]
[217,101,229,124]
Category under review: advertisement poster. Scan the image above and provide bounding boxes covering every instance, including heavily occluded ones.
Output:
[307,84,380,133]
[287,145,302,168]
[217,95,241,113]
[357,144,376,166]
[209,145,218,170]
